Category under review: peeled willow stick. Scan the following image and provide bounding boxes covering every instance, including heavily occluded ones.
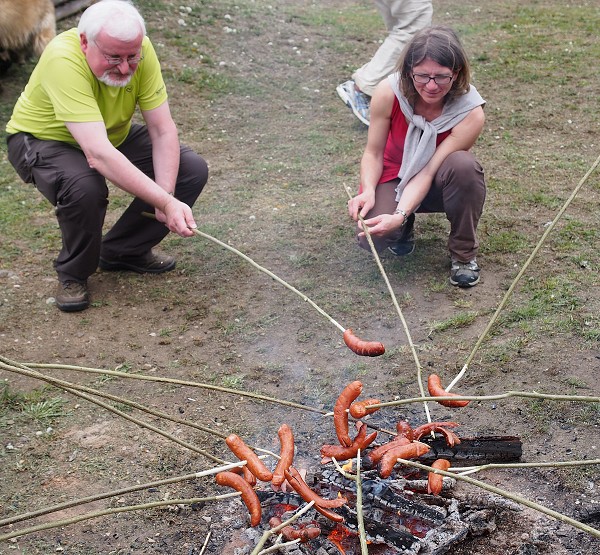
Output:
[142,211,384,355]
[0,358,225,463]
[330,454,369,555]
[355,450,369,555]
[0,493,240,542]
[398,459,600,539]
[447,152,600,392]
[451,459,600,476]
[0,461,246,528]
[370,389,600,409]
[1,357,227,441]
[343,187,431,425]
[21,360,327,416]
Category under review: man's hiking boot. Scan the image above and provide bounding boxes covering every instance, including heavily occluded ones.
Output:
[99,251,176,274]
[55,280,90,312]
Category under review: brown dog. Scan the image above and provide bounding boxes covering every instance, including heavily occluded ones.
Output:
[0,0,56,73]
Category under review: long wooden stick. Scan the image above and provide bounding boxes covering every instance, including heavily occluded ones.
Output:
[0,494,240,542]
[398,459,600,538]
[447,152,600,392]
[343,187,431,424]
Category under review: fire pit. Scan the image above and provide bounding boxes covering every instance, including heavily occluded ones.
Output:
[246,460,523,554]
[214,381,524,554]
[218,431,523,554]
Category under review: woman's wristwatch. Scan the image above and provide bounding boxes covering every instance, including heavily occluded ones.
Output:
[393,207,409,226]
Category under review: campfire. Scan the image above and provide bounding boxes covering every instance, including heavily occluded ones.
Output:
[253,464,523,554]
[214,380,523,554]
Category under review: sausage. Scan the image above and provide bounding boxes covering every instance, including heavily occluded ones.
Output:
[215,471,262,527]
[413,421,461,447]
[343,328,385,357]
[321,421,377,461]
[378,441,431,478]
[289,526,321,543]
[363,435,411,469]
[427,374,470,408]
[283,468,346,523]
[272,424,295,487]
[225,434,274,482]
[333,380,363,447]
[269,517,321,543]
[427,459,451,495]
[284,467,347,508]
[230,464,258,486]
[349,398,381,419]
[396,420,414,441]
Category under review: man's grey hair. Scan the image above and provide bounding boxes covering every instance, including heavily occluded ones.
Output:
[78,0,146,42]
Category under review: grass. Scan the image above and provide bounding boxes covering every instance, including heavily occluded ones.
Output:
[0,383,69,424]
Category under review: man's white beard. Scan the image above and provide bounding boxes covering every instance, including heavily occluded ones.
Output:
[99,71,134,88]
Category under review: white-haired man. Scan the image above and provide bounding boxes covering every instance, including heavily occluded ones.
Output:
[6,0,208,311]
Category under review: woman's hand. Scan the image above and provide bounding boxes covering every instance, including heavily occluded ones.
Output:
[358,213,405,238]
[348,189,376,221]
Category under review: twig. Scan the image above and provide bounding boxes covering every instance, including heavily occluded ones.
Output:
[0,461,246,528]
[343,186,431,424]
[23,361,327,416]
[355,450,369,555]
[198,529,212,555]
[0,494,240,542]
[250,501,315,555]
[397,459,600,538]
[141,211,346,333]
[447,152,600,392]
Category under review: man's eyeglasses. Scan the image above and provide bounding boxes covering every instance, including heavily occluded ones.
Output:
[94,41,143,66]
[412,73,454,86]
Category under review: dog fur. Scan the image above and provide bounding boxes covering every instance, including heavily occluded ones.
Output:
[0,0,56,72]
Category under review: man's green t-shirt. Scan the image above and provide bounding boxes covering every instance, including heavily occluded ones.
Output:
[6,28,168,147]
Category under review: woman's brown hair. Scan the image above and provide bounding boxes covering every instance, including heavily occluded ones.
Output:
[395,26,471,106]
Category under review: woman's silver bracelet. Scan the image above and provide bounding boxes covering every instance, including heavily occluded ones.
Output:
[393,207,409,225]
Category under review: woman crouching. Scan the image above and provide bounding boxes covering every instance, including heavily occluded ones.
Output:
[347,25,486,287]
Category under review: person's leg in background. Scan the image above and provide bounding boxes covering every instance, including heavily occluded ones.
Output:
[337,0,433,126]
[7,132,109,311]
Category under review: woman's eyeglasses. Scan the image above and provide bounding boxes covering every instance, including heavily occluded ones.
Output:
[412,73,454,85]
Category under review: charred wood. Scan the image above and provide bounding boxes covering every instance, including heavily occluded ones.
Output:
[419,435,523,463]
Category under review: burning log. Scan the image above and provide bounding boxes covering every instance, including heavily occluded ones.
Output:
[419,435,523,463]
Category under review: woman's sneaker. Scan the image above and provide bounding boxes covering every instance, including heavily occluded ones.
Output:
[450,259,480,287]
[387,213,415,256]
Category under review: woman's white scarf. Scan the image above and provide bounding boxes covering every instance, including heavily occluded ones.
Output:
[387,72,485,201]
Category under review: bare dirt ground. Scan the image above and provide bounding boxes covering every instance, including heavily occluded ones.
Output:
[1,1,599,554]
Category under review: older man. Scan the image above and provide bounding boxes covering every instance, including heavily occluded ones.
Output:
[6,0,208,311]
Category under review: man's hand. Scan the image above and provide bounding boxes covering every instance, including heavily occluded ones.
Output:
[155,196,197,237]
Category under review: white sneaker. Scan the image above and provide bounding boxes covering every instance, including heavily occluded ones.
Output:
[336,80,370,126]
